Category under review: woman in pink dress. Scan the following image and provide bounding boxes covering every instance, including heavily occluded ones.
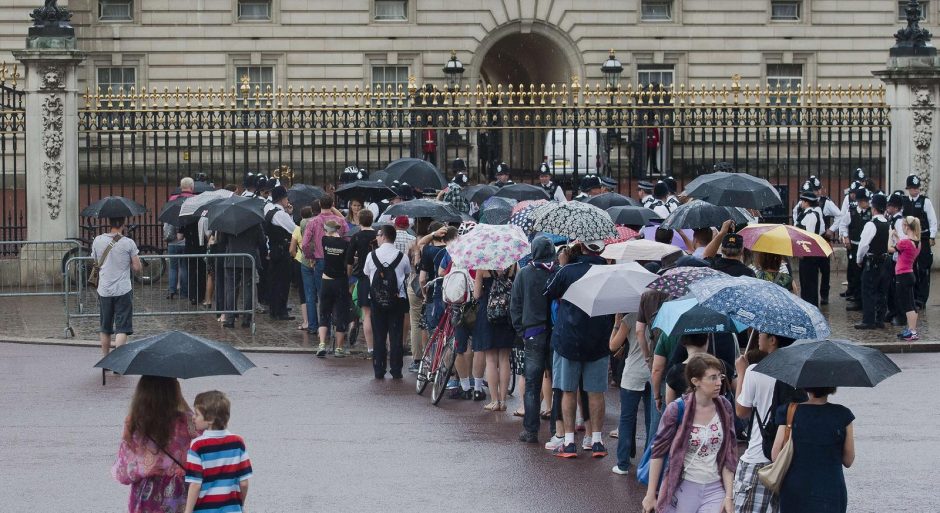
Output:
[112,376,199,513]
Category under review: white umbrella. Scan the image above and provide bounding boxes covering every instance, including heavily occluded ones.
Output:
[561,262,658,316]
[179,189,235,218]
[601,239,683,262]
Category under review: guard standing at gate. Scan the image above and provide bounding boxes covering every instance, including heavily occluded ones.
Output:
[855,194,891,330]
[263,185,297,320]
[902,174,937,309]
[795,191,827,307]
[838,187,871,311]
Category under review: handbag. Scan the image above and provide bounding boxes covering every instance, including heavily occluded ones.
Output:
[637,397,685,485]
[88,234,122,288]
[460,300,478,330]
[757,402,798,494]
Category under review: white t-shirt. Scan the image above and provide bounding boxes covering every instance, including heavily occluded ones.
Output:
[90,233,139,298]
[736,364,776,464]
[683,412,724,484]
[619,313,650,391]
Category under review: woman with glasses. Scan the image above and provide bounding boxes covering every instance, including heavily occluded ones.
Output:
[642,353,738,513]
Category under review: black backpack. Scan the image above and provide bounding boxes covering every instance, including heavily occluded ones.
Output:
[754,380,807,460]
[485,270,513,324]
[370,251,404,310]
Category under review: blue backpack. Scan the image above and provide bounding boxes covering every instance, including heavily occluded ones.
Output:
[637,397,686,485]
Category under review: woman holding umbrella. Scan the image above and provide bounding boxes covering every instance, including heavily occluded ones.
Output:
[112,376,199,513]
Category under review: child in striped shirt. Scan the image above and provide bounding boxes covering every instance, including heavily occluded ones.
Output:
[184,391,253,513]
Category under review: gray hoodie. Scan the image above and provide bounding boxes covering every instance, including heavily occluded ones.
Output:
[510,236,557,336]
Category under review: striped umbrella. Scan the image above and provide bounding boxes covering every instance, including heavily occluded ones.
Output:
[738,223,833,258]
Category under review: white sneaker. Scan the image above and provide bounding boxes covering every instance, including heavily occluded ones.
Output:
[611,464,630,475]
[544,435,565,451]
[582,435,594,451]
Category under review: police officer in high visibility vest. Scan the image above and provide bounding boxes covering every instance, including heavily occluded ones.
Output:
[854,194,891,329]
[795,191,827,307]
[838,187,871,311]
[902,174,937,308]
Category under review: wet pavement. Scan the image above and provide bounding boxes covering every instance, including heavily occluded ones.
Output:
[0,343,935,513]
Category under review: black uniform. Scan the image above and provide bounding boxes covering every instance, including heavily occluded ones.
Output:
[845,205,872,302]
[860,217,891,326]
[181,222,207,306]
[796,207,827,307]
[263,206,293,318]
[903,195,933,306]
[884,211,904,323]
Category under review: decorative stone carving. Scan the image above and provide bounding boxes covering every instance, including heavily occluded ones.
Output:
[40,65,65,91]
[910,85,935,179]
[40,91,65,219]
[43,161,63,220]
[42,96,63,158]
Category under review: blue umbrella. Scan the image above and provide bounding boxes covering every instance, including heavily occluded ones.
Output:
[688,276,830,339]
[652,296,747,337]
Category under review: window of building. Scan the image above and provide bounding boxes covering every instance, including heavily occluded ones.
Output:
[236,65,275,108]
[372,65,410,105]
[640,1,672,21]
[97,67,136,106]
[637,66,675,88]
[770,1,801,21]
[99,0,133,21]
[898,1,928,21]
[767,64,803,125]
[375,1,408,21]
[238,0,272,21]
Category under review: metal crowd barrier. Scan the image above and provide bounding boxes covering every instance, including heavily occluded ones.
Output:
[64,252,258,338]
[0,240,81,298]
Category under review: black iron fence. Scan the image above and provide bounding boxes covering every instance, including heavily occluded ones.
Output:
[0,64,26,246]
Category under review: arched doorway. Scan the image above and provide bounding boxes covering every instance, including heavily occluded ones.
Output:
[479,32,573,86]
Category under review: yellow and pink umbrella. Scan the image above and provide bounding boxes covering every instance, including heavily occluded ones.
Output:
[738,223,833,258]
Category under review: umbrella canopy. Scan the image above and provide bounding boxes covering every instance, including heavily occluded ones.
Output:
[494,183,550,202]
[80,196,148,218]
[335,180,397,203]
[604,226,640,245]
[463,184,499,204]
[512,199,548,214]
[94,330,256,379]
[682,171,782,210]
[530,200,617,241]
[509,203,543,235]
[752,339,901,388]
[178,189,235,224]
[383,158,446,190]
[607,206,662,226]
[562,262,658,316]
[640,225,693,250]
[384,199,463,222]
[287,183,328,209]
[738,223,833,258]
[601,239,683,262]
[659,199,755,230]
[447,224,530,270]
[157,196,188,226]
[205,196,266,235]
[689,275,831,339]
[171,181,216,195]
[480,196,516,225]
[586,192,639,210]
[652,296,747,337]
[648,266,725,297]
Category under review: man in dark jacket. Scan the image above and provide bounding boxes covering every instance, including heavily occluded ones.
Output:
[545,240,615,459]
[510,236,558,444]
[219,224,267,328]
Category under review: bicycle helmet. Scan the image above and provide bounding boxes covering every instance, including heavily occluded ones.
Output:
[457,221,477,236]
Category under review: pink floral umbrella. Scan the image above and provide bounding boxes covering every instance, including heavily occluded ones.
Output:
[448,224,530,270]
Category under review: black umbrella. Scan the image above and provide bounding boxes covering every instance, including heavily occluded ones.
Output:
[606,206,662,226]
[170,181,216,195]
[752,339,901,388]
[659,199,756,230]
[80,196,148,218]
[682,171,782,210]
[384,199,463,222]
[177,190,235,225]
[383,158,446,190]
[94,330,256,379]
[587,192,639,209]
[157,197,187,226]
[463,184,499,204]
[206,196,266,235]
[494,183,550,201]
[335,180,397,202]
[288,183,327,209]
[371,170,389,183]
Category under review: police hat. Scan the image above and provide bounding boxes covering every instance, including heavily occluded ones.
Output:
[242,172,255,189]
[713,161,735,173]
[254,175,269,191]
[271,185,288,203]
[638,180,655,192]
[887,192,904,208]
[801,181,813,193]
[580,174,602,192]
[452,172,469,186]
[853,188,869,202]
[721,233,743,250]
[853,168,866,181]
[906,174,922,189]
[496,162,510,176]
[539,163,552,176]
[653,181,669,198]
[799,191,819,203]
[870,194,887,211]
[601,176,618,189]
[808,176,822,190]
[397,183,415,200]
[662,176,678,194]
[451,158,468,173]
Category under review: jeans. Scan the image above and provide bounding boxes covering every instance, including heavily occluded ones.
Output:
[617,384,651,470]
[371,298,406,377]
[522,331,551,435]
[300,263,319,329]
[646,381,665,450]
[166,243,188,296]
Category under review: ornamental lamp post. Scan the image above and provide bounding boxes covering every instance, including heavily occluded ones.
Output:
[600,50,623,91]
[442,50,465,91]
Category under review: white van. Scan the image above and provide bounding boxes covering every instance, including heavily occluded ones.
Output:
[543,128,609,176]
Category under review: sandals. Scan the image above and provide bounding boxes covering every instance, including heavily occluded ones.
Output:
[540,410,551,419]
[512,408,525,417]
[498,402,507,412]
[296,324,309,331]
[483,401,500,411]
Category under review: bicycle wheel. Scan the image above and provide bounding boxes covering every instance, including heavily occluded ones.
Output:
[347,319,361,348]
[415,336,437,395]
[135,247,167,285]
[62,246,92,289]
[431,335,456,405]
[507,350,518,396]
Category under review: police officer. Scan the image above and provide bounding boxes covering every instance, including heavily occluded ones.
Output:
[263,185,298,320]
[855,193,891,329]
[537,163,566,202]
[649,181,672,219]
[902,174,937,308]
[661,176,681,211]
[637,181,655,208]
[241,172,256,198]
[491,162,514,188]
[884,192,907,326]
[838,187,871,310]
[793,177,841,235]
[574,174,603,202]
[795,191,827,307]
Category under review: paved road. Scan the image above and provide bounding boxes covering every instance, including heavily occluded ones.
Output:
[0,343,936,512]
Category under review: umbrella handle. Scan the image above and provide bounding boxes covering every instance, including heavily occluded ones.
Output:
[743,330,755,354]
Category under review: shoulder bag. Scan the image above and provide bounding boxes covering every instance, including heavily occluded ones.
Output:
[758,402,798,494]
[88,234,122,288]
[637,397,685,485]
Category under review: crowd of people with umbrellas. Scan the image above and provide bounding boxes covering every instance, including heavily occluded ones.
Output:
[84,156,928,513]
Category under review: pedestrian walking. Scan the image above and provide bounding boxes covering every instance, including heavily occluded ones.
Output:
[92,217,142,357]
[112,376,198,513]
[641,354,738,513]
[889,216,922,341]
[363,225,412,379]
[316,220,351,357]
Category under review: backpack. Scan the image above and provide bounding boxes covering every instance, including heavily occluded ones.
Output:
[485,270,513,324]
[370,251,404,310]
[442,269,472,305]
[754,380,807,460]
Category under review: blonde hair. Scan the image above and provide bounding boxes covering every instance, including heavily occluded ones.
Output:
[904,216,922,242]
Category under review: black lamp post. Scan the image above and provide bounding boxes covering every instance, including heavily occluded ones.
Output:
[442,50,465,91]
[600,50,623,175]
